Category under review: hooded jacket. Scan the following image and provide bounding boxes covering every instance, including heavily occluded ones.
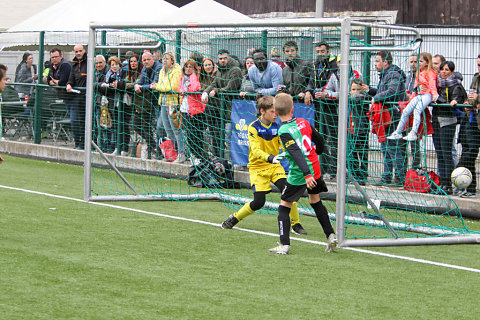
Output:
[282,57,313,96]
[323,67,362,99]
[371,64,407,103]
[205,59,242,96]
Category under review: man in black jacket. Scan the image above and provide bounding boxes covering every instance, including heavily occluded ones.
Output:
[282,40,313,102]
[305,42,338,180]
[66,44,87,149]
[47,48,72,88]
[202,49,242,158]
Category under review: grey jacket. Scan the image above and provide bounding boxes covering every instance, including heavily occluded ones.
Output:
[16,63,37,95]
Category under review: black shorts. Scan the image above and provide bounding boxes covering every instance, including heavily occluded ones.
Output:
[280,177,328,203]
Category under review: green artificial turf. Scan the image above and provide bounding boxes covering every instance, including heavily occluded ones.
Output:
[1,155,480,319]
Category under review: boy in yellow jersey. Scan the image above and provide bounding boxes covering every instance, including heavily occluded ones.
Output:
[221,95,307,235]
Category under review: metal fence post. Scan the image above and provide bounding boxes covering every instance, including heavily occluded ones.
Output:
[100,31,107,56]
[362,26,372,86]
[176,30,182,63]
[219,94,226,159]
[33,31,45,144]
[336,17,352,246]
[261,30,268,52]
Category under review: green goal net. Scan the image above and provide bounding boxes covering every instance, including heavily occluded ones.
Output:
[85,19,480,247]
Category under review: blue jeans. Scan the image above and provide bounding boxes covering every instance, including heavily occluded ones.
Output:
[395,94,432,134]
[382,108,406,182]
[381,139,406,182]
[225,121,232,149]
[432,119,456,185]
[158,106,185,154]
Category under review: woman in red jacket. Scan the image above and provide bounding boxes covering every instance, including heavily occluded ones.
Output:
[387,52,439,141]
[179,59,207,164]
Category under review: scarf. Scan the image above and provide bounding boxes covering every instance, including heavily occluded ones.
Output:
[437,72,462,89]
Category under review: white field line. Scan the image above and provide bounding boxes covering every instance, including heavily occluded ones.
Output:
[2,184,480,274]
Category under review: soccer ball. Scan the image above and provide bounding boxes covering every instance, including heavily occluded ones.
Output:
[214,161,226,175]
[451,167,473,189]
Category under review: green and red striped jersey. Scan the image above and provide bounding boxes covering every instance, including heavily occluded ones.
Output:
[278,117,325,185]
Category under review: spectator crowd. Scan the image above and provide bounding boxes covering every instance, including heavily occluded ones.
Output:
[2,41,480,197]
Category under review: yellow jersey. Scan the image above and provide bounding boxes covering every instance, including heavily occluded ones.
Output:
[247,118,282,170]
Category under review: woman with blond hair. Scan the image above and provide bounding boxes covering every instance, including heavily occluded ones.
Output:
[152,52,184,162]
[387,52,438,141]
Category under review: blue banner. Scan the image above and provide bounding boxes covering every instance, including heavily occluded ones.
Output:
[230,100,257,166]
[230,99,315,166]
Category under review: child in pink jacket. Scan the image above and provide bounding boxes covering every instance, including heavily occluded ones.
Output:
[179,59,207,163]
[387,52,438,141]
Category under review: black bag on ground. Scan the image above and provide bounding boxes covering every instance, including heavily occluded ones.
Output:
[187,157,239,189]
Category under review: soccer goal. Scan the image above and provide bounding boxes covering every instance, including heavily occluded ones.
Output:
[83,17,480,247]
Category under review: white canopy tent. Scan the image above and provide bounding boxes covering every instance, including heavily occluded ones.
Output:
[174,0,252,24]
[0,0,253,75]
[0,0,178,49]
[1,0,253,50]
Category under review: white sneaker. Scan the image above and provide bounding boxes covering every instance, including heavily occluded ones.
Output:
[174,153,186,163]
[403,131,417,141]
[268,242,290,255]
[120,151,128,156]
[325,234,338,253]
[141,144,148,160]
[386,131,402,140]
[111,148,118,155]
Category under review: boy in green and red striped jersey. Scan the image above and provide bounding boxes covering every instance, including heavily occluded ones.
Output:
[269,93,337,254]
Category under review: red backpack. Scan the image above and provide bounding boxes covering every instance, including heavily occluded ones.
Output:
[159,139,178,162]
[404,169,440,193]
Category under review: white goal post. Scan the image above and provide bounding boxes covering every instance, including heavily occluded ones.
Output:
[83,17,480,247]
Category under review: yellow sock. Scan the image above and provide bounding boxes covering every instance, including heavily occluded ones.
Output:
[233,203,255,221]
[289,202,300,225]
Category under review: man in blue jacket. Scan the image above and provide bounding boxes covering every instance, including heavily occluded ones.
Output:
[248,48,283,96]
[133,52,162,159]
[365,51,407,186]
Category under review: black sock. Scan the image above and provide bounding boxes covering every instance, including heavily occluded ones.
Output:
[278,205,291,245]
[311,200,334,237]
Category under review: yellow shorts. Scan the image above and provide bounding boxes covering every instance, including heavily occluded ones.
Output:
[249,164,286,192]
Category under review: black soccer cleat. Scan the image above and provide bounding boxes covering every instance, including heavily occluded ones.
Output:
[292,223,308,235]
[221,214,239,229]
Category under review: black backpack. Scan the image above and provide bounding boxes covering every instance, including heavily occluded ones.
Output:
[187,157,239,189]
